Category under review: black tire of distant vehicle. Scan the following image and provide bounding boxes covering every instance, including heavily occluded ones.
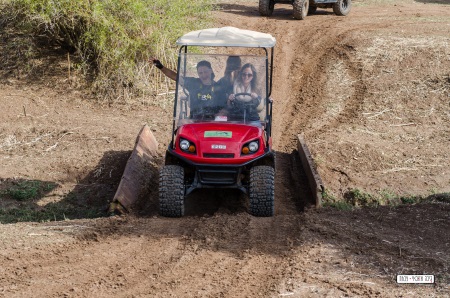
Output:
[293,0,309,20]
[333,0,351,16]
[308,5,317,15]
[249,166,275,217]
[159,165,185,217]
[259,0,275,16]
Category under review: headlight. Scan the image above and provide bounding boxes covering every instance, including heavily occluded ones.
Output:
[179,138,196,153]
[241,140,259,155]
[180,139,190,150]
[249,141,259,152]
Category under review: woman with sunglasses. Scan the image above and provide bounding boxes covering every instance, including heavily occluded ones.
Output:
[227,63,262,121]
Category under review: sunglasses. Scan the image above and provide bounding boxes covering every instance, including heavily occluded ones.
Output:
[241,73,253,78]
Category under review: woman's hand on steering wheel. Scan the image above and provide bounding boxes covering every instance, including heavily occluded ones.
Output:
[234,92,253,98]
[228,92,253,105]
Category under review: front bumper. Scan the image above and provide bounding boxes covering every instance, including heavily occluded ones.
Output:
[165,146,275,195]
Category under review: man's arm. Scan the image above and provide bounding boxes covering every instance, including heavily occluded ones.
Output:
[152,58,177,81]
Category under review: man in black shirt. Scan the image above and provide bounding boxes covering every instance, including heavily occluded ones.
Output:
[152,58,226,118]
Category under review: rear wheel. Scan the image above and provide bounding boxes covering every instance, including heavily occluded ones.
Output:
[259,0,275,16]
[333,0,351,16]
[293,0,309,20]
[249,166,275,217]
[159,165,185,217]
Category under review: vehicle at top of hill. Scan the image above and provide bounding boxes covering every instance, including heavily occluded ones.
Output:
[159,27,277,217]
[259,0,351,20]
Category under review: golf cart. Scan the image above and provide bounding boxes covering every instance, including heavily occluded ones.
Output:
[259,0,351,20]
[159,27,276,217]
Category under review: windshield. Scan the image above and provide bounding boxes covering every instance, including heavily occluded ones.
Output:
[174,53,268,127]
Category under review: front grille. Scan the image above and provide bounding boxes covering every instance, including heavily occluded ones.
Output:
[197,168,239,185]
[203,153,235,158]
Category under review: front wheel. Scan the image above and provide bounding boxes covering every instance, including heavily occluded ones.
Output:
[259,0,275,16]
[293,0,309,20]
[159,165,185,217]
[333,0,351,16]
[249,166,275,217]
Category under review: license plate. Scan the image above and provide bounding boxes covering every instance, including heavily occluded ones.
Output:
[211,144,226,149]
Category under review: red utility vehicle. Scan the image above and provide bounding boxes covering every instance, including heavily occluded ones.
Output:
[159,27,277,217]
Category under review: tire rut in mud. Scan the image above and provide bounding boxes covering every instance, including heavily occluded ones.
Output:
[274,29,362,149]
[272,19,394,150]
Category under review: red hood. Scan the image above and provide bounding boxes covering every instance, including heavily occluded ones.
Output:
[175,122,265,164]
[181,123,260,142]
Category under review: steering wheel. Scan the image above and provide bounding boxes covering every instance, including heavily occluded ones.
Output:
[231,92,250,106]
[233,92,253,102]
[231,93,259,109]
[234,92,252,97]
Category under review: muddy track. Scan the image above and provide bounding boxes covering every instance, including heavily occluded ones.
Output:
[257,16,377,212]
[272,19,396,149]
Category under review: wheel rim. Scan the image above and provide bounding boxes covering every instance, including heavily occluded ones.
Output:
[303,0,309,17]
[341,0,348,10]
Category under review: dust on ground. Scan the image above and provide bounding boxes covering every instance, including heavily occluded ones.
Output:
[0,0,449,297]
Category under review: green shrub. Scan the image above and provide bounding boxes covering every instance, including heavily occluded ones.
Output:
[323,200,354,211]
[322,189,354,210]
[1,180,58,201]
[1,0,214,100]
[0,204,102,223]
[344,189,380,207]
[400,196,418,204]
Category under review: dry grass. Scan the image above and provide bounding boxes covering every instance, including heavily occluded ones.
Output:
[357,34,449,120]
[359,35,449,68]
[325,60,355,117]
[309,59,356,132]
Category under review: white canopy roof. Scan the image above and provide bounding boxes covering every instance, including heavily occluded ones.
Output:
[176,27,276,48]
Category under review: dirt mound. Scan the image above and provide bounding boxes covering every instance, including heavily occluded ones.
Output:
[0,0,449,296]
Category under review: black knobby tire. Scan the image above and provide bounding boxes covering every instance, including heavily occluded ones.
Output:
[249,166,275,217]
[293,0,309,20]
[159,165,185,217]
[259,0,275,16]
[308,5,317,15]
[333,0,351,16]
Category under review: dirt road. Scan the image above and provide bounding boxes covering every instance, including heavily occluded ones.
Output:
[1,0,449,297]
